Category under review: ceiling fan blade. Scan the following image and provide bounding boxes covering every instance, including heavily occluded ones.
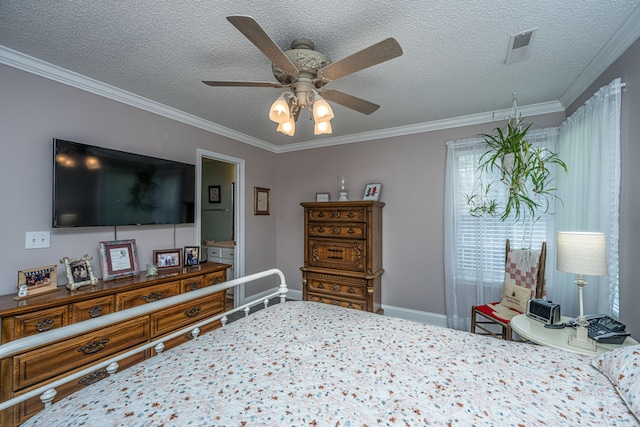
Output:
[202,81,285,88]
[318,38,403,82]
[227,15,298,76]
[321,89,380,115]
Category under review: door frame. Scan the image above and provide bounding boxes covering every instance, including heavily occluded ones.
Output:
[196,149,245,306]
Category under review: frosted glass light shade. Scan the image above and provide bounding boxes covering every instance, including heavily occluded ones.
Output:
[312,98,334,122]
[314,119,332,135]
[557,232,608,276]
[269,96,290,124]
[276,117,295,136]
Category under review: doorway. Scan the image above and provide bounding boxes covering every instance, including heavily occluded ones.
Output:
[196,149,245,307]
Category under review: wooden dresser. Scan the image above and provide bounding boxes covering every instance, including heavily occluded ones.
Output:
[0,262,230,426]
[300,201,384,313]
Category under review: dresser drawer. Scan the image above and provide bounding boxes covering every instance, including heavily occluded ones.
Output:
[308,239,366,271]
[307,206,366,222]
[305,273,367,300]
[70,296,115,322]
[306,292,366,311]
[15,351,146,425]
[308,222,366,239]
[13,316,149,390]
[181,275,204,292]
[204,270,226,288]
[115,281,181,310]
[150,291,225,337]
[13,306,69,339]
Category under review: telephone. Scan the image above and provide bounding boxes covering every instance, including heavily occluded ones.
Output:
[570,314,630,344]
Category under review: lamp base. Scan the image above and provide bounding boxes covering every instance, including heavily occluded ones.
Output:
[568,324,597,351]
[338,191,348,201]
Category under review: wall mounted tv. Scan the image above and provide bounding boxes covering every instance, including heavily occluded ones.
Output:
[53,139,195,228]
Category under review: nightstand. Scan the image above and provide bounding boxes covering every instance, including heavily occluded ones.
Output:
[510,314,638,356]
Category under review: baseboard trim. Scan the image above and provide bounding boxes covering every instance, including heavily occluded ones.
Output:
[248,287,446,328]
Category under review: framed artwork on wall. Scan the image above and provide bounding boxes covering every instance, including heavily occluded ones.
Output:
[208,185,221,203]
[99,239,140,280]
[254,187,270,215]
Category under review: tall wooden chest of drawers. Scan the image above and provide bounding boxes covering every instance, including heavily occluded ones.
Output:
[300,201,384,313]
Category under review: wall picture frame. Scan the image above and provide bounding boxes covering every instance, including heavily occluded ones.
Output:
[17,265,58,298]
[60,255,99,290]
[208,185,221,203]
[99,239,140,280]
[362,183,382,201]
[184,246,200,266]
[316,192,330,202]
[153,248,182,270]
[254,187,270,215]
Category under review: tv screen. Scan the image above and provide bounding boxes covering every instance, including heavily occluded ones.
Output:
[53,139,195,227]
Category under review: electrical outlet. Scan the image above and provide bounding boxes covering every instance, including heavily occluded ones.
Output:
[25,231,50,249]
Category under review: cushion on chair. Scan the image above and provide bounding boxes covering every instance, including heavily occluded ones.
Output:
[475,302,522,323]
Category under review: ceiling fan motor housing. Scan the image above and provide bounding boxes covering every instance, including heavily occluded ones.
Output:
[272,38,332,87]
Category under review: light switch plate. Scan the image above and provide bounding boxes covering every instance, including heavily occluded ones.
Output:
[25,231,50,249]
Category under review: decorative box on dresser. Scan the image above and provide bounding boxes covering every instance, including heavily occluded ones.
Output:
[0,262,230,427]
[300,201,384,313]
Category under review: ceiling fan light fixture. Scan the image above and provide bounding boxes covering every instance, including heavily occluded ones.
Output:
[277,116,296,136]
[314,119,333,135]
[269,95,290,124]
[312,97,334,122]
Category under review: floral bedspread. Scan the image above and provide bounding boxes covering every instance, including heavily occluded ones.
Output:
[23,301,638,426]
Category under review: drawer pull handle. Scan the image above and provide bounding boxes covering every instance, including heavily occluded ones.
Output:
[189,283,200,291]
[141,291,163,303]
[327,248,343,253]
[328,255,344,260]
[317,211,325,218]
[35,318,55,332]
[347,228,355,234]
[184,307,201,318]
[348,287,355,294]
[317,282,325,289]
[317,227,325,233]
[78,369,109,386]
[214,277,221,284]
[331,300,340,306]
[88,306,104,318]
[78,338,109,355]
[348,303,354,308]
[185,332,194,340]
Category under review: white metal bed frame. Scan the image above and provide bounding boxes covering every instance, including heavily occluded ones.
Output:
[0,268,288,413]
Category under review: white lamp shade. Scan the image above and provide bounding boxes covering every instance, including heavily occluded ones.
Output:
[269,96,290,124]
[312,98,334,122]
[314,119,332,135]
[557,232,608,276]
[276,117,295,136]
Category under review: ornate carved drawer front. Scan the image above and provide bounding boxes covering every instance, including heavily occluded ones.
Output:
[307,207,366,222]
[306,293,366,311]
[181,276,204,293]
[150,291,225,337]
[308,239,366,271]
[203,270,226,288]
[116,281,181,310]
[15,351,145,425]
[305,274,367,300]
[14,306,69,339]
[308,222,366,239]
[70,296,115,322]
[13,316,149,390]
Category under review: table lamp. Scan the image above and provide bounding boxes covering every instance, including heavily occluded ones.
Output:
[556,231,608,351]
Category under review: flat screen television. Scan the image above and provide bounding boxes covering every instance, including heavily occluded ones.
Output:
[53,139,195,227]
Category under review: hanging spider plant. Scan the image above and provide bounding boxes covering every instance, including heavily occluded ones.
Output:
[466,117,567,226]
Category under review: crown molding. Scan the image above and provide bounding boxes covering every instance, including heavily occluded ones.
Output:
[559,5,640,108]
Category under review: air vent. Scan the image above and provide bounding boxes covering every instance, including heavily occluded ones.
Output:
[505,28,538,64]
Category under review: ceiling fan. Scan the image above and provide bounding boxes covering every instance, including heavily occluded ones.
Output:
[202,15,403,135]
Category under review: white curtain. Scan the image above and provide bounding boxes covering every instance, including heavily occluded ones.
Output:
[553,78,622,318]
[444,128,558,331]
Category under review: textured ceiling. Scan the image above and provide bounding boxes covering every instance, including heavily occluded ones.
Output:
[1,1,639,151]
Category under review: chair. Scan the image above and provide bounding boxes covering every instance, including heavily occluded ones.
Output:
[470,239,546,340]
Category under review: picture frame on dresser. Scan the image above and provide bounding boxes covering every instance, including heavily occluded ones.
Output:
[362,183,382,201]
[99,239,140,280]
[17,264,58,297]
[153,248,182,270]
[316,192,330,202]
[60,254,99,290]
[184,246,200,266]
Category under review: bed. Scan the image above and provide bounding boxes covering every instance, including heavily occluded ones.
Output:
[2,269,639,426]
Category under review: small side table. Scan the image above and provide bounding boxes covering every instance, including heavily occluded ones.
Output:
[510,314,639,356]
